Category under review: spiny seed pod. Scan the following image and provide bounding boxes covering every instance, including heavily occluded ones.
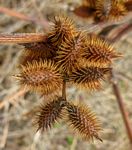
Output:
[34,97,66,131]
[15,59,63,95]
[65,102,102,141]
[20,42,55,65]
[56,32,86,74]
[70,66,111,90]
[95,0,127,21]
[82,34,121,67]
[47,15,77,48]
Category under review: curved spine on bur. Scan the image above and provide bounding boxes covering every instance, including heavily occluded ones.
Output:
[47,15,77,48]
[14,59,63,95]
[34,97,66,131]
[65,102,102,141]
[82,34,121,66]
[70,66,111,90]
[56,32,85,74]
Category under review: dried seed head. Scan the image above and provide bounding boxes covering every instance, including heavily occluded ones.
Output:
[108,0,127,21]
[95,0,127,21]
[15,59,63,95]
[82,34,121,66]
[56,32,86,74]
[70,66,111,90]
[66,102,102,141]
[20,42,54,65]
[47,15,77,48]
[34,97,66,131]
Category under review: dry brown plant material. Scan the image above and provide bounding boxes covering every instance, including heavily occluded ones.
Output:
[70,66,111,90]
[65,102,102,141]
[95,0,127,21]
[56,32,86,74]
[34,97,66,131]
[82,34,121,66]
[0,14,122,142]
[15,60,63,95]
[74,0,129,22]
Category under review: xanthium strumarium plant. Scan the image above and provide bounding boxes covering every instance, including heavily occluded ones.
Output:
[14,15,121,142]
[74,0,132,21]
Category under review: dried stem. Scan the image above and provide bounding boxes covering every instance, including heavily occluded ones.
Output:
[106,21,132,144]
[108,23,132,42]
[118,71,132,81]
[0,6,49,28]
[111,70,132,143]
[0,33,46,44]
[98,17,132,144]
[80,12,132,32]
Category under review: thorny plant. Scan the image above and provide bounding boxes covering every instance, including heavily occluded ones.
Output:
[0,0,132,144]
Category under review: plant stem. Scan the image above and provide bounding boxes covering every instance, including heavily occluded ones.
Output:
[105,21,132,144]
[0,33,46,44]
[62,79,66,100]
[108,23,132,43]
[111,70,132,143]
[0,6,49,28]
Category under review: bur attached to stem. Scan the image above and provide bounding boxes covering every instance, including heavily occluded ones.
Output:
[65,102,102,141]
[82,34,121,66]
[35,97,66,131]
[47,15,77,49]
[56,32,85,74]
[15,59,63,96]
[95,0,127,21]
[73,0,128,22]
[10,14,122,142]
[70,66,111,90]
[20,42,54,65]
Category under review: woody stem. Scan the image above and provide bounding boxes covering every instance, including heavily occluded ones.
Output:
[111,70,132,143]
[0,33,46,44]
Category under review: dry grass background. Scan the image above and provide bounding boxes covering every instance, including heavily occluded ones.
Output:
[0,0,132,150]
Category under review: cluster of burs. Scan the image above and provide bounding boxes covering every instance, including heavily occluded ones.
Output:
[15,14,121,141]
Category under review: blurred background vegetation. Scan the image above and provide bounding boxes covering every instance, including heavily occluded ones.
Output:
[0,0,132,150]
